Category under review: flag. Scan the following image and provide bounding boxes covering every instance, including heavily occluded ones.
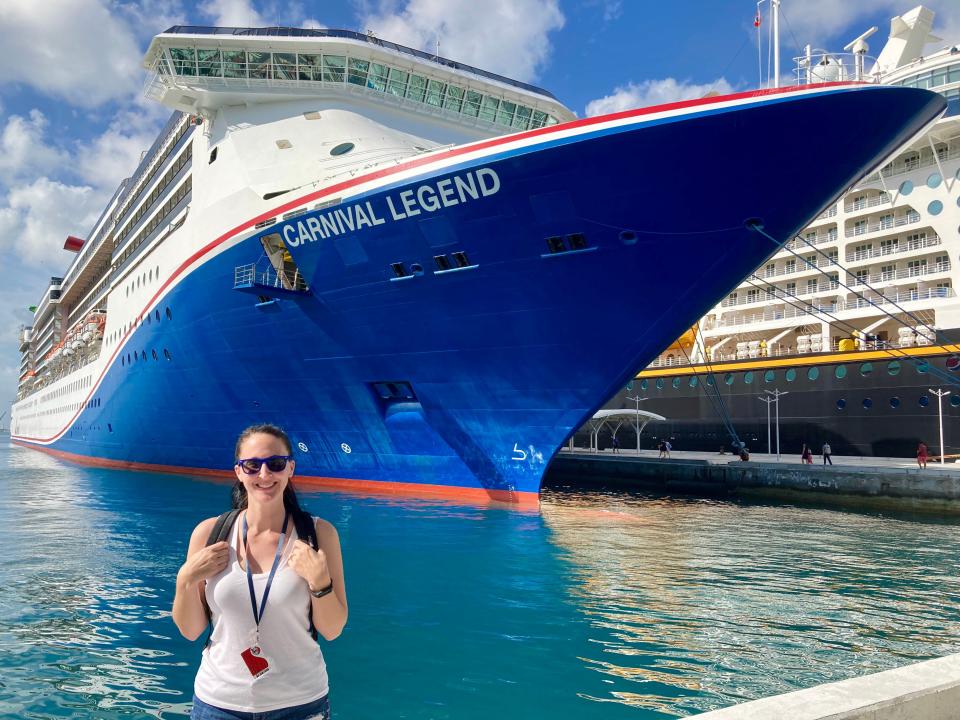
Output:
[754,11,761,27]
[28,305,37,313]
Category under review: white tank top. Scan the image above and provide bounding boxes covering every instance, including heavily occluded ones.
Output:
[194,513,329,712]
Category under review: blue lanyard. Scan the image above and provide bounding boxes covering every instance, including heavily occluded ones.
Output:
[242,512,289,627]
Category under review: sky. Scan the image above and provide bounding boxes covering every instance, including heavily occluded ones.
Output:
[2,0,960,414]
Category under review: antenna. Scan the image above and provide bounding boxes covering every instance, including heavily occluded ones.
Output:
[844,26,878,80]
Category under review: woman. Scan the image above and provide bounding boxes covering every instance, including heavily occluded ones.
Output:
[917,441,929,469]
[801,444,813,464]
[172,424,347,720]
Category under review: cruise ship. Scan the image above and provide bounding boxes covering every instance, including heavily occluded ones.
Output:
[611,6,960,459]
[10,24,944,501]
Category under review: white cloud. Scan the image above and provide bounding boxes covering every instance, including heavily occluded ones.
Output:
[200,0,270,27]
[360,0,565,82]
[585,77,736,117]
[74,108,166,191]
[0,0,143,107]
[0,178,105,266]
[0,111,70,182]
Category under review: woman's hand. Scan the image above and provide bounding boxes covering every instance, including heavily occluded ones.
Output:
[288,540,332,590]
[178,541,229,587]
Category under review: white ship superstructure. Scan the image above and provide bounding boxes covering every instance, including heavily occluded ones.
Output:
[651,5,960,368]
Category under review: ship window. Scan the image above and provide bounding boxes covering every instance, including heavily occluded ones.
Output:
[655,379,664,390]
[689,376,698,388]
[272,53,296,80]
[127,353,131,365]
[406,74,427,102]
[391,262,408,278]
[929,200,944,216]
[916,361,929,374]
[862,398,873,409]
[513,105,532,130]
[949,356,960,371]
[386,67,408,96]
[567,233,588,250]
[952,395,960,408]
[835,365,847,379]
[410,263,424,276]
[209,147,218,164]
[919,395,930,407]
[463,90,482,117]
[322,55,346,83]
[444,85,464,112]
[347,58,369,86]
[479,95,500,123]
[860,362,873,376]
[807,367,820,381]
[785,369,797,382]
[497,100,516,125]
[546,236,565,253]
[899,180,913,195]
[165,307,172,320]
[247,51,270,79]
[890,397,901,408]
[108,423,112,433]
[152,349,158,361]
[434,255,451,271]
[330,142,354,156]
[452,251,470,268]
[672,378,681,389]
[743,371,754,384]
[724,373,734,385]
[297,54,321,81]
[836,399,846,410]
[170,47,197,76]
[155,309,160,321]
[764,370,775,383]
[164,348,171,360]
[367,63,389,92]
[887,361,901,376]
[706,375,715,386]
[425,79,446,107]
[640,379,648,390]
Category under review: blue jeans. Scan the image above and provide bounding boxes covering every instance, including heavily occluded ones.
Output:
[191,694,330,720]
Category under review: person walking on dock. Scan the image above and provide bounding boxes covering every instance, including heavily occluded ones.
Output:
[917,441,929,469]
[664,440,672,459]
[801,444,813,464]
[822,442,832,465]
[612,435,620,454]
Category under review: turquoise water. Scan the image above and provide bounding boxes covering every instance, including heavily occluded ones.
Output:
[3,441,960,719]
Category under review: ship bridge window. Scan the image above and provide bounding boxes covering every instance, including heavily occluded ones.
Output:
[322,55,346,82]
[387,68,409,96]
[480,95,500,122]
[346,58,369,86]
[406,74,427,102]
[330,142,354,156]
[426,79,446,107]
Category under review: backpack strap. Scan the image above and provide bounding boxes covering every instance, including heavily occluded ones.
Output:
[291,509,321,641]
[206,509,241,546]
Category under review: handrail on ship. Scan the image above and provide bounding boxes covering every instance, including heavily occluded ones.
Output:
[158,25,559,101]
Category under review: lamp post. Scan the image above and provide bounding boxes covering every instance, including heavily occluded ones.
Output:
[758,395,775,456]
[764,389,789,460]
[625,395,648,455]
[929,387,951,464]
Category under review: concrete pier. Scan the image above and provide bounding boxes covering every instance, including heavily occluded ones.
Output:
[687,652,960,719]
[546,449,960,512]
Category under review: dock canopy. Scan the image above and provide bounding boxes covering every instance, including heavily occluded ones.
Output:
[583,408,667,452]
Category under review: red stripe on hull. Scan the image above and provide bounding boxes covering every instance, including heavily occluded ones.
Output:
[10,439,540,509]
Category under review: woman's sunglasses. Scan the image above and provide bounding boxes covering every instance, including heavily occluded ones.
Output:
[236,455,293,474]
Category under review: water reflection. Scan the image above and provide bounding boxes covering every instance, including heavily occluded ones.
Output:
[540,487,960,715]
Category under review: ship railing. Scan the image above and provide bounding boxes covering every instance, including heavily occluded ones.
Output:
[863,145,960,183]
[844,213,920,238]
[841,286,953,309]
[792,52,881,86]
[783,232,838,251]
[234,262,308,292]
[813,205,838,221]
[844,194,894,213]
[844,235,941,262]
[849,261,951,285]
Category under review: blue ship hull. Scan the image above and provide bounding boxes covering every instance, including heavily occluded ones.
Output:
[14,85,946,501]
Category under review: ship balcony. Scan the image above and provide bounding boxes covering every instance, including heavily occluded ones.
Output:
[844,213,919,238]
[741,257,838,289]
[777,230,839,254]
[839,286,954,311]
[861,144,960,184]
[843,192,895,213]
[233,262,309,300]
[806,205,838,226]
[848,261,951,288]
[844,234,941,264]
[713,302,837,330]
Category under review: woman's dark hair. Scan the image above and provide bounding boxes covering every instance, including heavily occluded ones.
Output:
[232,423,308,520]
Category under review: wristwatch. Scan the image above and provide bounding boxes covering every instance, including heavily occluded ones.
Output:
[310,580,334,598]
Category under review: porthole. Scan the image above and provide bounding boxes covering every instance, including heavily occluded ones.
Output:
[899,180,913,195]
[919,395,930,407]
[127,353,131,364]
[836,399,846,410]
[330,142,355,156]
[860,362,873,376]
[929,200,944,216]
[807,367,820,381]
[952,396,960,408]
[724,373,734,385]
[619,230,638,246]
[706,375,714,386]
[917,361,929,374]
[625,381,633,391]
[165,307,172,320]
[640,379,648,391]
[744,371,754,384]
[410,263,424,276]
[152,349,158,361]
[862,398,873,409]
[689,376,698,388]
[141,351,147,361]
[947,356,960,371]
[785,368,797,382]
[887,361,902,376]
[652,378,662,390]
[927,172,942,188]
[155,309,160,321]
[163,348,172,361]
[672,378,681,389]
[890,397,901,408]
[835,365,847,379]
